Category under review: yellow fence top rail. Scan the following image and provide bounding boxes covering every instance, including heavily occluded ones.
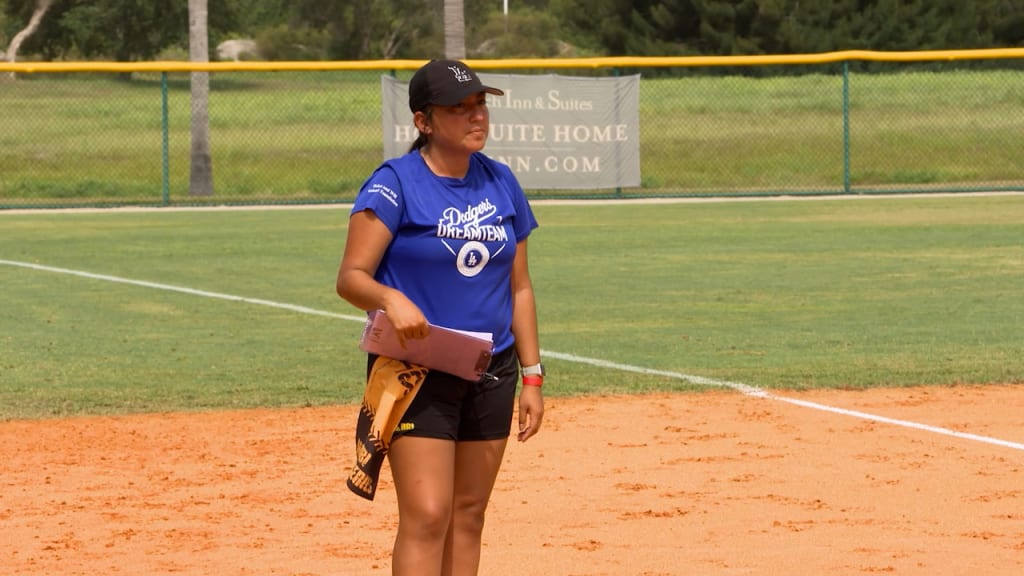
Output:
[3,48,1024,73]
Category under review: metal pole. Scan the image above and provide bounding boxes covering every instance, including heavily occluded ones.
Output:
[162,72,170,206]
[842,61,851,195]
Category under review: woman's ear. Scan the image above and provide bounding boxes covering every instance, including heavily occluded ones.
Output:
[413,110,430,134]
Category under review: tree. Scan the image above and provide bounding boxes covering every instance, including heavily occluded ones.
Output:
[443,0,465,59]
[3,0,52,79]
[550,0,702,56]
[2,0,234,62]
[7,0,1024,65]
[280,0,439,60]
[189,0,214,197]
[224,0,288,33]
[645,0,702,54]
[686,0,762,55]
[470,5,570,58]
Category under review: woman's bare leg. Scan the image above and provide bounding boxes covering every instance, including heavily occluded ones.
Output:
[388,436,456,576]
[442,438,509,576]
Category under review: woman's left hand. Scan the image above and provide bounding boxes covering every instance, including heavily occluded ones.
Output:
[516,386,545,442]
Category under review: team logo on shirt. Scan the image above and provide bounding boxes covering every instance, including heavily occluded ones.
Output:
[456,241,490,277]
[437,199,508,278]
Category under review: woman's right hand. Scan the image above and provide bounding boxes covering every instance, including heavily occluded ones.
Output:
[382,294,430,348]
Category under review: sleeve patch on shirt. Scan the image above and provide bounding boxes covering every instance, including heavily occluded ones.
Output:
[368,183,399,207]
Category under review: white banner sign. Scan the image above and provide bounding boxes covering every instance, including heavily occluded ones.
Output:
[381,73,641,189]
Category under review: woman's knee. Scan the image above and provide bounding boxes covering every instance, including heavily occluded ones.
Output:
[400,499,453,540]
[451,495,489,534]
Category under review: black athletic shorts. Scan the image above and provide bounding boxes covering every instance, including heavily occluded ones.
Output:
[367,345,519,442]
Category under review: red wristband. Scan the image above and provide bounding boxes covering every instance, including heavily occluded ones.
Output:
[522,375,543,387]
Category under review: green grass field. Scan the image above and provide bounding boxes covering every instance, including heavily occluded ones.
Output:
[1,68,1022,205]
[2,195,1022,420]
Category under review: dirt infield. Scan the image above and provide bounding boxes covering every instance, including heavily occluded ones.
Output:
[2,385,1022,575]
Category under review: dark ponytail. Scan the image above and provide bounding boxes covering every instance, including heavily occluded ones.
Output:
[408,107,433,153]
[409,133,428,153]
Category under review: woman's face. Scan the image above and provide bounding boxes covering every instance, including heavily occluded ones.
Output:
[421,92,490,155]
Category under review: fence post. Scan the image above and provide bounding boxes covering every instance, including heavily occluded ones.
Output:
[613,66,622,199]
[161,72,170,206]
[842,61,851,195]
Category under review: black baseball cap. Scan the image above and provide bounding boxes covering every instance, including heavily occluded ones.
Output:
[408,59,504,113]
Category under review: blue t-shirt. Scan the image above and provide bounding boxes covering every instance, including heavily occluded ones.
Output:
[351,150,538,353]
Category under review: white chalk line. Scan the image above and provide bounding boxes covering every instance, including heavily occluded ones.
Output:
[541,351,1024,451]
[4,258,1023,452]
[0,259,367,324]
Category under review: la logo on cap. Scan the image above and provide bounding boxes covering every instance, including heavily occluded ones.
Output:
[449,65,472,83]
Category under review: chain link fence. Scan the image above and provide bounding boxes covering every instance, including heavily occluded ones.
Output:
[2,51,1022,209]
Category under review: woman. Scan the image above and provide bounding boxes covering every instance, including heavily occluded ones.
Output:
[336,59,545,576]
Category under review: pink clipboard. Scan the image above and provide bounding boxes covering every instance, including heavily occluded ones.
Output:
[358,310,494,382]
